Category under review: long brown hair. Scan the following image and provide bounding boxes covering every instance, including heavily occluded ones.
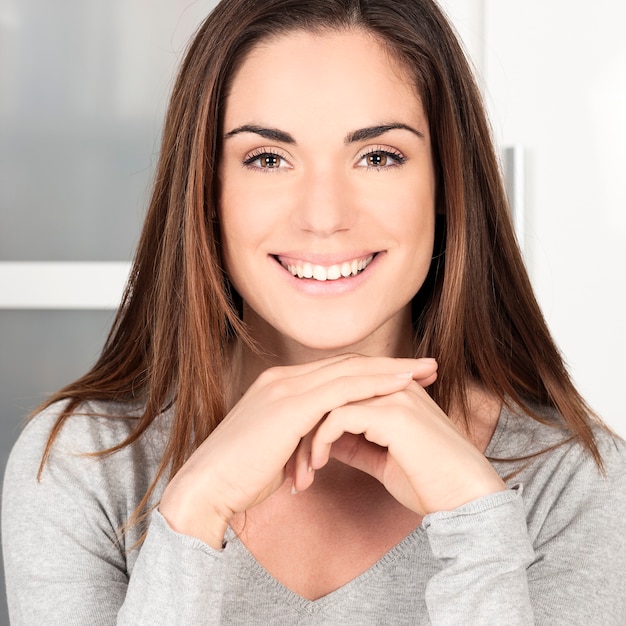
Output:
[38,0,603,517]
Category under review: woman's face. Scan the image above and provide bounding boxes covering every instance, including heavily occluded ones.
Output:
[219,28,436,357]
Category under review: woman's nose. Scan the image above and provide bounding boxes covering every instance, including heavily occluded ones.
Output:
[293,166,356,237]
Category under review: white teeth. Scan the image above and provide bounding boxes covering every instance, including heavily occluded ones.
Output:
[327,265,341,280]
[313,265,327,281]
[282,255,375,281]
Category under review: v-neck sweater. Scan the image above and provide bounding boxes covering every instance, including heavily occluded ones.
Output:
[3,399,626,624]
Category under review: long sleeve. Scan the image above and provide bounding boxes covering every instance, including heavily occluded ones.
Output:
[117,512,225,625]
[423,489,535,625]
[420,422,626,626]
[4,402,626,624]
[523,436,626,624]
[1,405,226,625]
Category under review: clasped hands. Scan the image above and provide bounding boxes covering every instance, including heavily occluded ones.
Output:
[160,354,505,549]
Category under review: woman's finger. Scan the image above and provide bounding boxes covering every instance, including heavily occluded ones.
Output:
[327,432,388,482]
[291,428,317,493]
[287,372,413,437]
[414,371,437,387]
[309,386,506,516]
[257,354,437,399]
[309,404,395,471]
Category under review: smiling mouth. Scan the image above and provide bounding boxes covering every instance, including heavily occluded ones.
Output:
[276,254,375,281]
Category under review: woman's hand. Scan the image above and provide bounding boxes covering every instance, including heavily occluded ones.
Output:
[159,354,438,548]
[305,380,506,517]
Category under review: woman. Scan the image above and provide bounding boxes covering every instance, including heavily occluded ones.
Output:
[3,0,625,623]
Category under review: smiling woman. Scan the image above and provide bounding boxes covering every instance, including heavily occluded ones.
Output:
[2,0,626,624]
[218,29,436,354]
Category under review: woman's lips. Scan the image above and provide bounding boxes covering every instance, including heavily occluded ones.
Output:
[275,253,376,281]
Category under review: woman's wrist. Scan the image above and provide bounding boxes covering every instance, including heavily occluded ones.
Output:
[160,485,231,550]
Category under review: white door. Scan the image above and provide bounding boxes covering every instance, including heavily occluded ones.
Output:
[441,0,626,435]
[482,1,626,434]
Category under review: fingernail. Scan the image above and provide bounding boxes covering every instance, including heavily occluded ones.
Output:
[395,372,413,379]
[291,483,298,495]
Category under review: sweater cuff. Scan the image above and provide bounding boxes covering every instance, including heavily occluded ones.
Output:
[152,508,226,555]
[423,487,532,563]
[118,509,225,623]
[422,488,535,624]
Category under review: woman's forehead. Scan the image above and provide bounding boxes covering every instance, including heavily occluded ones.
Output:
[223,29,426,136]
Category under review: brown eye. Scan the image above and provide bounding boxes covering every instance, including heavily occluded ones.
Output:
[366,153,388,167]
[243,150,291,171]
[356,149,406,169]
[260,154,281,168]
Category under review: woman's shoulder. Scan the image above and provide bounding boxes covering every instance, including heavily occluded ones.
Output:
[5,398,168,504]
[3,399,170,547]
[489,402,626,560]
[491,401,626,499]
[11,398,163,459]
[3,399,170,580]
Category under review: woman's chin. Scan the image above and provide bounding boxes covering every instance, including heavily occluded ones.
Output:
[267,320,409,361]
[240,298,414,361]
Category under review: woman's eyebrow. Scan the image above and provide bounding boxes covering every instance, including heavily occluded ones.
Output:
[223,122,424,144]
[224,125,295,143]
[345,123,425,143]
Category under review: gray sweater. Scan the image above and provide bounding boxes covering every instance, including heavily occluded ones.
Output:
[2,400,626,625]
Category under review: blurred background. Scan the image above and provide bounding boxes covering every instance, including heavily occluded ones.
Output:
[1,1,625,623]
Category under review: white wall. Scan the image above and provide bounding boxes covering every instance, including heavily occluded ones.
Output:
[440,0,626,435]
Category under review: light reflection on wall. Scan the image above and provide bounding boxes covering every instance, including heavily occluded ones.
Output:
[0,0,219,262]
